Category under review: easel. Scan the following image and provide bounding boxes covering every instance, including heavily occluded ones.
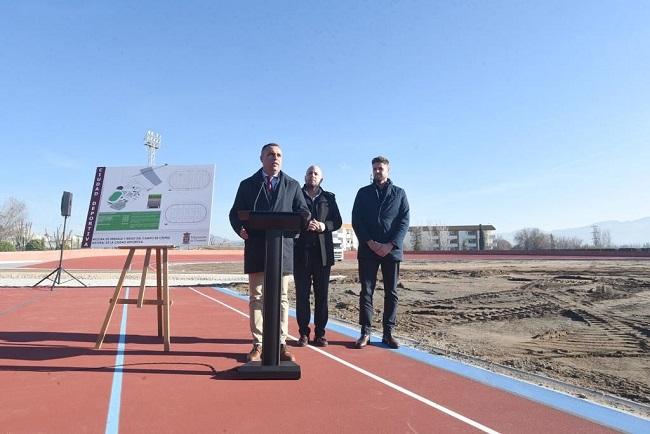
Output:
[95,246,172,351]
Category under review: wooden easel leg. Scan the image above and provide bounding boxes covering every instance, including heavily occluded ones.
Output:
[156,248,163,338]
[137,248,152,308]
[162,247,171,351]
[96,248,136,349]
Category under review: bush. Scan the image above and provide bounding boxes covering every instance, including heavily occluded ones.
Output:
[0,241,16,252]
[25,239,45,251]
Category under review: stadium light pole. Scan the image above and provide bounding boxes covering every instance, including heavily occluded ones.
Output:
[144,130,162,167]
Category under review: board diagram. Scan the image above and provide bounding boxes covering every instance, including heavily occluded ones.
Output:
[82,165,215,248]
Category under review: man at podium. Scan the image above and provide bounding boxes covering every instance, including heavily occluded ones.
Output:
[229,143,310,363]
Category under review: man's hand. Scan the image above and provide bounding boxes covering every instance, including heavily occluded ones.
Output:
[239,227,249,240]
[367,240,393,257]
[307,219,325,232]
[376,242,393,257]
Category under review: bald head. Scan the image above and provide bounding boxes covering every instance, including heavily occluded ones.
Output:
[305,165,323,189]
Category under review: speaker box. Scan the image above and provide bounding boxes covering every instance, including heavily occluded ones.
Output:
[61,191,73,217]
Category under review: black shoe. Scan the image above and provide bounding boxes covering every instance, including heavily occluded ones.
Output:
[297,335,309,347]
[313,336,328,347]
[354,334,370,349]
[382,335,399,349]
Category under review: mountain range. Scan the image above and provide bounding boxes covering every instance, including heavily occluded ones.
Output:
[209,235,244,247]
[498,217,650,247]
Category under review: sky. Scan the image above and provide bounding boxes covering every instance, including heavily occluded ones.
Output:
[1,1,649,240]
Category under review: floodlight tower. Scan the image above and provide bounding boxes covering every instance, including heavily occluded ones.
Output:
[144,130,162,166]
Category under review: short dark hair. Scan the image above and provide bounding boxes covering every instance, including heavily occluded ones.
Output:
[261,143,281,154]
[372,156,389,165]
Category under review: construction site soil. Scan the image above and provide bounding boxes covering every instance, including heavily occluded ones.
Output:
[170,258,650,415]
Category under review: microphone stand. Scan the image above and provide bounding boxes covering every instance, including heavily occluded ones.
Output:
[33,214,87,290]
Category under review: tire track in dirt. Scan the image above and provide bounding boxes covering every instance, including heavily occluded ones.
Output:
[186,259,650,409]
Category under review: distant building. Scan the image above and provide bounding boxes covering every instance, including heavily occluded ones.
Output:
[335,223,358,251]
[335,223,495,252]
[404,224,496,251]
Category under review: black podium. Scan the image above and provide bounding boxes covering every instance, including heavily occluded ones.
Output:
[237,211,303,380]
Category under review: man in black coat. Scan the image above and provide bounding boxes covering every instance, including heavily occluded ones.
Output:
[293,165,342,347]
[229,143,310,362]
[351,155,410,349]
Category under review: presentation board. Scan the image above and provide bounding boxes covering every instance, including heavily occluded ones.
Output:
[82,165,215,248]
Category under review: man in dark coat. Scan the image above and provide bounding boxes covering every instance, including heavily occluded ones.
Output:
[351,155,410,349]
[293,165,342,347]
[229,143,310,362]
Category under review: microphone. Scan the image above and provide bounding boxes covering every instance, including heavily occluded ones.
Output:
[252,180,265,211]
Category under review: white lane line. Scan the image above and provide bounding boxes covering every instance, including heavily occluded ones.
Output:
[189,287,500,434]
[190,286,249,317]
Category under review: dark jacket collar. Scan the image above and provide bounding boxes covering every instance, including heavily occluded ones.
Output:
[373,178,392,188]
[302,185,323,199]
[373,178,393,192]
[257,168,283,181]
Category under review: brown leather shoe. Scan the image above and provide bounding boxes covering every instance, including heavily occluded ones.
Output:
[313,336,328,347]
[247,344,262,362]
[354,334,370,349]
[382,335,400,349]
[280,345,296,362]
[297,335,309,347]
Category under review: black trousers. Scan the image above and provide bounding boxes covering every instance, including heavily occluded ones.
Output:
[294,245,331,338]
[358,257,400,337]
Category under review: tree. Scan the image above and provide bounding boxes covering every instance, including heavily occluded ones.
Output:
[554,236,583,249]
[43,230,56,250]
[25,239,45,251]
[44,225,72,250]
[0,240,16,252]
[0,198,28,242]
[13,220,33,251]
[494,236,512,250]
[514,228,551,250]
[411,227,424,251]
[435,224,451,251]
[423,226,436,250]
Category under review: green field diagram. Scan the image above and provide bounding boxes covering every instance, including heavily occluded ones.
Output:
[95,211,161,231]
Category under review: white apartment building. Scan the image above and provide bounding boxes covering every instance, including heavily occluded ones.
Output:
[403,224,496,251]
[334,223,358,251]
[335,224,495,252]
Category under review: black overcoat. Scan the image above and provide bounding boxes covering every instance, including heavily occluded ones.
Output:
[294,188,343,267]
[229,169,310,274]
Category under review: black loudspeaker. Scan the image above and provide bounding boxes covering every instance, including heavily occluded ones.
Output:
[61,191,73,217]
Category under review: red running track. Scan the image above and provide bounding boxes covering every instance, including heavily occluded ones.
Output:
[0,285,624,433]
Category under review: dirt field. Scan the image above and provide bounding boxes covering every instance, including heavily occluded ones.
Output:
[171,258,650,414]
